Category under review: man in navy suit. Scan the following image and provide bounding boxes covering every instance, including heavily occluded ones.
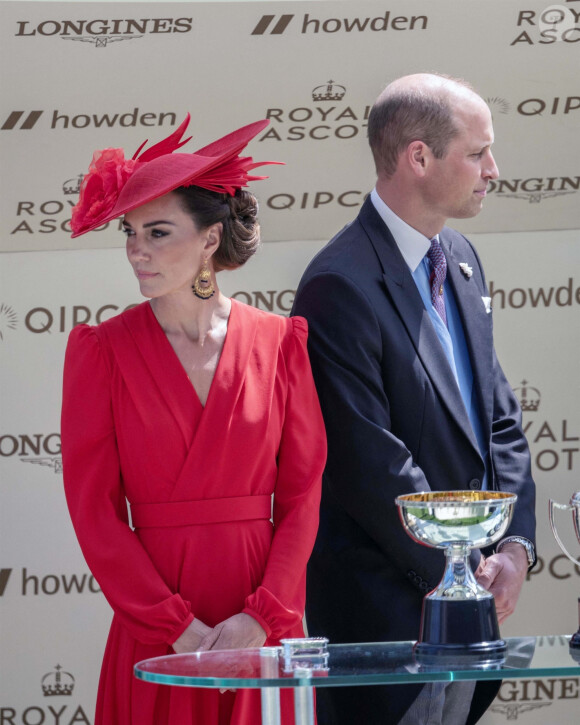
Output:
[292,74,536,724]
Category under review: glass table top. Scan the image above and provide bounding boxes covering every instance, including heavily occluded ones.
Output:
[135,635,580,689]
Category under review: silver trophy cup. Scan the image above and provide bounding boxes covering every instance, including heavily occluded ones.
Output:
[549,492,580,649]
[396,491,517,656]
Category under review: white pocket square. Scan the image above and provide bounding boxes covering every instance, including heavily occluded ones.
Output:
[482,296,492,314]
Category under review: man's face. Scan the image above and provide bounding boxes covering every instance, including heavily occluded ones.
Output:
[424,98,499,222]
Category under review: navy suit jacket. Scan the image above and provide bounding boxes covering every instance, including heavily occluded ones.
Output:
[292,198,536,724]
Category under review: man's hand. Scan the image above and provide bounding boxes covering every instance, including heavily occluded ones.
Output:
[475,542,529,623]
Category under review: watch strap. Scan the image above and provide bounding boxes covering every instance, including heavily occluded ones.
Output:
[496,536,536,569]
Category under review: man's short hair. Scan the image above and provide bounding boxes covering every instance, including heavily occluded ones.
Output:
[367,76,474,178]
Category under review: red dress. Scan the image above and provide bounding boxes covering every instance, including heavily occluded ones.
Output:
[61,299,326,725]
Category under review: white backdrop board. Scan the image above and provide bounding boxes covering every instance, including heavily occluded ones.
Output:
[1,0,579,253]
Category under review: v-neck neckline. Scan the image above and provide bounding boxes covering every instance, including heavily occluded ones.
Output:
[114,299,259,498]
[145,299,236,411]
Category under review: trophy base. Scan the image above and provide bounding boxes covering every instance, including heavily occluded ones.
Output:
[570,597,580,650]
[415,649,505,670]
[415,597,506,656]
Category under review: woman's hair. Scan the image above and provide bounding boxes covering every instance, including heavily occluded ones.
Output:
[172,186,260,271]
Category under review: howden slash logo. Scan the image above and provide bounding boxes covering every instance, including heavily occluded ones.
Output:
[251,11,428,35]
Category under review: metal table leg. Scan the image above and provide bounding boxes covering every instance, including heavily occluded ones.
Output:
[260,647,281,725]
[293,667,315,725]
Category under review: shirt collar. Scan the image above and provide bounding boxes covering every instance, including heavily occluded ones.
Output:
[370,188,435,272]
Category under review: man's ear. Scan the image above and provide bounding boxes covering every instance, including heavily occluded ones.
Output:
[407,141,432,178]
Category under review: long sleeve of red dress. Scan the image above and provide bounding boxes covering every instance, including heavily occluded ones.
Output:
[242,316,324,638]
[61,323,195,645]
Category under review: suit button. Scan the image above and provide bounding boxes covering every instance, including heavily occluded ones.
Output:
[468,479,481,490]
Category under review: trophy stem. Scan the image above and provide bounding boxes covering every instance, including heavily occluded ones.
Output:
[432,544,489,600]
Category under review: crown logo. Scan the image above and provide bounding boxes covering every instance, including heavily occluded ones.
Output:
[63,175,84,196]
[42,665,75,697]
[514,380,541,413]
[312,80,346,102]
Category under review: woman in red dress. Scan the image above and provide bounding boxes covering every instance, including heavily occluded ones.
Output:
[61,117,326,724]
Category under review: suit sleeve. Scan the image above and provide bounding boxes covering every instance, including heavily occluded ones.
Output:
[293,272,450,591]
[61,325,194,645]
[243,317,326,639]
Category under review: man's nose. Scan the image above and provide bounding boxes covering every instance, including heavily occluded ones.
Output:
[485,151,499,181]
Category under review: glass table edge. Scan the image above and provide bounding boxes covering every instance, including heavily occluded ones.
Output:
[134,669,455,688]
[134,636,580,689]
[450,664,580,682]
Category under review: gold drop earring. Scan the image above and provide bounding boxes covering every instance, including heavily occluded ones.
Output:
[192,258,215,299]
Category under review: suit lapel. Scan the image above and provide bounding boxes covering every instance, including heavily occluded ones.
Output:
[441,232,494,442]
[358,200,480,454]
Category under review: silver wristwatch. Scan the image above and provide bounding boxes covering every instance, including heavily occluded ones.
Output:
[496,536,535,568]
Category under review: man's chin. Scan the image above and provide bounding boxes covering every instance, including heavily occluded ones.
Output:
[449,204,484,221]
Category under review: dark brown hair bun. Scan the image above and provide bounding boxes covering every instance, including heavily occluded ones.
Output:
[173,186,260,271]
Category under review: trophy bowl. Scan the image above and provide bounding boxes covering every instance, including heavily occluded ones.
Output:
[549,492,580,649]
[396,490,517,656]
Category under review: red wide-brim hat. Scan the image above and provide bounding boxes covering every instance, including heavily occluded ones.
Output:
[70,115,279,237]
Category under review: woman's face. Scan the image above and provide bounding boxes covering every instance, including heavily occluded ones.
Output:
[123,192,215,299]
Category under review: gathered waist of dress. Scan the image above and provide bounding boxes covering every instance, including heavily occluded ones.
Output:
[130,495,273,529]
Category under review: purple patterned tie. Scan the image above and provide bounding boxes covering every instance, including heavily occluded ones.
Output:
[427,238,447,327]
